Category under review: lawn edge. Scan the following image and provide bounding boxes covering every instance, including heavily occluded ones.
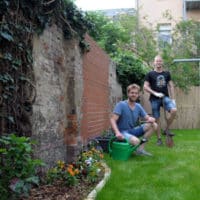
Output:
[84,162,111,200]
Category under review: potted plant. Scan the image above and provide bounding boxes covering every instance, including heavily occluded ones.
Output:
[94,129,115,153]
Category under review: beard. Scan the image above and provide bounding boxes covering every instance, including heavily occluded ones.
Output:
[128,96,136,102]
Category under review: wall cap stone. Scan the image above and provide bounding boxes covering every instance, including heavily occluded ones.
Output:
[84,162,111,200]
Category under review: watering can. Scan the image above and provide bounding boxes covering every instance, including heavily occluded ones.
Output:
[109,137,147,161]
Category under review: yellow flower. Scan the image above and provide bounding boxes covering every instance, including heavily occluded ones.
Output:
[57,160,65,169]
[74,169,79,175]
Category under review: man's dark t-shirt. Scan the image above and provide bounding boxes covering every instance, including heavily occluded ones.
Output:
[145,70,171,101]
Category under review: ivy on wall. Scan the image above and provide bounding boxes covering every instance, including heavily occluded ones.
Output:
[0,0,92,136]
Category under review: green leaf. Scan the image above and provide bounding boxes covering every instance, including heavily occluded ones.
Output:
[3,53,12,61]
[25,176,39,185]
[7,116,15,124]
[12,59,22,66]
[0,148,7,153]
[0,31,13,41]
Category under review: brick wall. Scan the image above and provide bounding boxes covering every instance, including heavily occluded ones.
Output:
[81,35,111,142]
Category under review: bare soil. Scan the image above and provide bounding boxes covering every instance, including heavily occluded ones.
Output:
[22,176,103,200]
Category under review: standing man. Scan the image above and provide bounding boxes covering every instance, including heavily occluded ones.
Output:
[110,83,157,156]
[143,55,177,146]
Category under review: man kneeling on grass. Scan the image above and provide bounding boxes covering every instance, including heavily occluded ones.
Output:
[110,83,157,156]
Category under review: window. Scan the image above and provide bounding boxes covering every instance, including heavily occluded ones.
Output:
[158,24,172,48]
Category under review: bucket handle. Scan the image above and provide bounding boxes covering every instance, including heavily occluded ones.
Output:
[108,136,129,155]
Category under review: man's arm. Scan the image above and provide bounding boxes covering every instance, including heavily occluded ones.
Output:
[110,113,124,140]
[144,81,164,98]
[168,80,175,99]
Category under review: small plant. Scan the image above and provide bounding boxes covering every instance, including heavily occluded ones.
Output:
[78,147,104,182]
[46,146,104,186]
[92,129,115,153]
[0,134,44,199]
[46,160,79,186]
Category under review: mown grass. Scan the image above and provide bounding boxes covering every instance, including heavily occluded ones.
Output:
[96,130,200,200]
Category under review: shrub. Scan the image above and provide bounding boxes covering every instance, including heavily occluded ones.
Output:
[0,134,44,199]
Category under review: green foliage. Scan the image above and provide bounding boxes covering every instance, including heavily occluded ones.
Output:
[114,50,149,96]
[160,20,200,90]
[0,0,92,136]
[172,20,200,58]
[134,25,157,65]
[86,12,130,54]
[86,12,151,96]
[0,134,44,199]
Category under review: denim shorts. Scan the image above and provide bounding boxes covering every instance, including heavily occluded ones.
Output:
[121,124,145,142]
[151,96,176,119]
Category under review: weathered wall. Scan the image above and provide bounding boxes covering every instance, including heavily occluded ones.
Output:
[109,61,122,111]
[141,87,200,129]
[31,27,122,168]
[32,24,83,167]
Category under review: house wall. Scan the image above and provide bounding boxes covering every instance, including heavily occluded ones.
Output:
[138,0,200,29]
[138,0,183,29]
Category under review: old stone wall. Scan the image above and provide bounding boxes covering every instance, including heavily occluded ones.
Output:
[32,24,83,167]
[31,27,122,168]
[109,61,122,111]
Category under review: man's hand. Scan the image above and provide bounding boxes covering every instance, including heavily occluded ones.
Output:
[146,116,155,123]
[116,132,124,140]
[153,92,164,98]
[172,99,176,106]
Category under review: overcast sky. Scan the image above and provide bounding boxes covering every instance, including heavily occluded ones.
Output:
[75,0,135,10]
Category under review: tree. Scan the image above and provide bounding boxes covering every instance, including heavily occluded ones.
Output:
[161,20,200,90]
[86,12,151,96]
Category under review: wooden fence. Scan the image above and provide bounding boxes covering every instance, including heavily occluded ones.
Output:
[141,86,200,129]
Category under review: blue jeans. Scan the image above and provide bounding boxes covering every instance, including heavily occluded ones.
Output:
[121,124,145,142]
[151,96,176,118]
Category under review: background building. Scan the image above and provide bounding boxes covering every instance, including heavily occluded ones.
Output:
[137,0,200,46]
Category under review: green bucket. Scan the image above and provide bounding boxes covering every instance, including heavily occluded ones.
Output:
[109,137,139,161]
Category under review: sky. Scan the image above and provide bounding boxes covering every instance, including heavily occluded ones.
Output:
[75,0,136,11]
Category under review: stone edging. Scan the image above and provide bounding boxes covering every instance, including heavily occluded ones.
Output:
[84,162,111,200]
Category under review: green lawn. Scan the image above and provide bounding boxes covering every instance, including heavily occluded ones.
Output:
[96,130,200,200]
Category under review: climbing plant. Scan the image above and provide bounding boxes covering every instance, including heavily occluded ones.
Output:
[0,0,92,136]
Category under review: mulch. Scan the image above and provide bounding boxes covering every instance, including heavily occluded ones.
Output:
[21,176,103,200]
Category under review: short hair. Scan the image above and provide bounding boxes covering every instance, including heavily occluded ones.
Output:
[127,84,140,94]
[154,55,162,61]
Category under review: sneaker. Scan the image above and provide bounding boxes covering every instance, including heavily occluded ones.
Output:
[163,129,175,137]
[156,138,163,146]
[135,149,153,156]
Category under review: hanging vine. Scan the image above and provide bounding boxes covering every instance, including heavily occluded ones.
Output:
[0,0,92,136]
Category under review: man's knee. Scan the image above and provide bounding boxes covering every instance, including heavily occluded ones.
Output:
[129,136,140,146]
[170,108,177,116]
[145,122,157,130]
